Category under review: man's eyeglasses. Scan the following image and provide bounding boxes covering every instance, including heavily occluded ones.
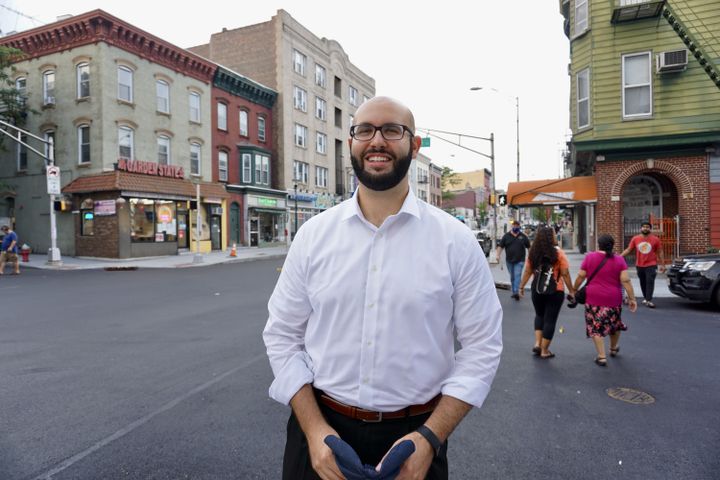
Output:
[349,123,414,141]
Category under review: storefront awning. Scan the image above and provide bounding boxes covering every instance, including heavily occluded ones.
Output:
[62,171,230,199]
[506,176,597,206]
[252,208,286,214]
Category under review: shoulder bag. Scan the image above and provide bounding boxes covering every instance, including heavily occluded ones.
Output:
[575,255,609,304]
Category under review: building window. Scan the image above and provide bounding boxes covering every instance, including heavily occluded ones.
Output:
[117,66,133,102]
[316,97,326,120]
[316,132,327,154]
[293,49,306,76]
[294,86,307,112]
[44,131,55,162]
[315,64,326,87]
[257,116,266,142]
[239,110,248,136]
[293,160,309,183]
[242,153,252,183]
[315,166,328,188]
[156,80,170,113]
[334,107,342,128]
[334,76,342,98]
[575,0,588,34]
[348,85,358,106]
[218,150,228,182]
[43,70,55,105]
[362,95,370,104]
[189,91,201,123]
[118,126,134,160]
[255,153,263,182]
[295,123,308,148]
[80,198,94,236]
[157,135,171,165]
[190,142,201,175]
[17,134,27,171]
[261,155,269,185]
[217,102,228,131]
[15,76,27,101]
[76,63,90,98]
[622,52,652,118]
[78,125,90,164]
[577,68,590,128]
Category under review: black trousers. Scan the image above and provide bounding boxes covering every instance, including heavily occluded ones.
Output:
[531,290,565,340]
[282,400,449,480]
[636,265,657,301]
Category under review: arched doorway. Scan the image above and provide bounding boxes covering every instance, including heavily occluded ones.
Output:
[230,202,240,246]
[623,175,662,223]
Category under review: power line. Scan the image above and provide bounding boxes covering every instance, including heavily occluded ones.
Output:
[0,4,46,32]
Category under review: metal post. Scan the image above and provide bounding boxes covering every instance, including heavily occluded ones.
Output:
[293,183,298,240]
[47,136,61,264]
[489,133,499,263]
[193,182,203,263]
[516,96,520,182]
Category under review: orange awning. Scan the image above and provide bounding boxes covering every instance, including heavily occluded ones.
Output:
[506,176,596,206]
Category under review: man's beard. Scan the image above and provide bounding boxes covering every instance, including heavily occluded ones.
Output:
[350,145,413,192]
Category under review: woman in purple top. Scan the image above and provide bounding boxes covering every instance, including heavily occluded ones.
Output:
[572,235,637,367]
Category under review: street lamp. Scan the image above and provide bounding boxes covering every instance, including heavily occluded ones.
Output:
[470,86,520,182]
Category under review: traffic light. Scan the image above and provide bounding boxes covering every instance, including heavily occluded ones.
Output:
[498,194,507,206]
[489,194,496,206]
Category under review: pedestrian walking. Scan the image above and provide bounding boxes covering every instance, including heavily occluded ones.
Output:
[572,235,637,367]
[518,226,575,359]
[263,96,503,480]
[0,225,20,275]
[620,221,665,308]
[496,219,531,300]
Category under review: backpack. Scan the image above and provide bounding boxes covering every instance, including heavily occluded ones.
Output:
[532,256,558,295]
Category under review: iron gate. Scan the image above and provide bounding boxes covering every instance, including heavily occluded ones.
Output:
[623,215,679,266]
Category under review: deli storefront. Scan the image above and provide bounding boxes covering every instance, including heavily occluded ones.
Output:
[227,185,288,247]
[62,161,229,258]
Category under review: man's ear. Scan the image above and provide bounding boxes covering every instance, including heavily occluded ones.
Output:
[347,138,353,150]
[411,135,422,158]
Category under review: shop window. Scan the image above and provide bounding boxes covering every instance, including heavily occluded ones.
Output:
[130,199,156,242]
[155,200,177,242]
[81,198,94,236]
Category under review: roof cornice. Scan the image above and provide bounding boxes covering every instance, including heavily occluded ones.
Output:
[213,66,277,108]
[0,9,216,83]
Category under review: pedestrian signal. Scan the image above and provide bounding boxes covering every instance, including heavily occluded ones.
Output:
[498,194,507,206]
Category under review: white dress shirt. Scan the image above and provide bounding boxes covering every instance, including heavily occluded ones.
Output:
[263,189,503,411]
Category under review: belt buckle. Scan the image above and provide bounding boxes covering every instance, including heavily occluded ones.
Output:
[361,411,383,423]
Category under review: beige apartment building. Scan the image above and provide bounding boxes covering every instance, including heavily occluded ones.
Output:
[190,9,375,228]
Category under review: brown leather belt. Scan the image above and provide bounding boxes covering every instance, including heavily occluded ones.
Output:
[317,391,441,423]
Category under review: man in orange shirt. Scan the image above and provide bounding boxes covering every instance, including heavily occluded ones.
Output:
[621,221,665,308]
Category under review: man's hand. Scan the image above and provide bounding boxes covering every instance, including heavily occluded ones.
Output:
[658,264,666,274]
[376,431,434,480]
[306,425,345,480]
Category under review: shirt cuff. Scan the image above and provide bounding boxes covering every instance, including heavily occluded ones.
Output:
[440,376,493,409]
[268,351,315,405]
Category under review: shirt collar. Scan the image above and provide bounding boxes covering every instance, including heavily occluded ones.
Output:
[339,187,422,222]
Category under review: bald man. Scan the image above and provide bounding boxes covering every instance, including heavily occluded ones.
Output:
[263,97,503,480]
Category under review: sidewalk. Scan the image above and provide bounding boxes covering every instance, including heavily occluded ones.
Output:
[490,250,673,298]
[18,245,289,271]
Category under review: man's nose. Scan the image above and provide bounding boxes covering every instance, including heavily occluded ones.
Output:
[367,129,388,148]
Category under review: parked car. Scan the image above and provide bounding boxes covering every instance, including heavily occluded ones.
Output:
[473,230,492,257]
[666,253,720,307]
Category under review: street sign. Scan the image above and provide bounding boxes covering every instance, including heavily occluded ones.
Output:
[421,137,431,147]
[47,166,61,195]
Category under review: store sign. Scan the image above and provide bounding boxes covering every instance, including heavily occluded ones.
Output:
[117,159,184,179]
[288,192,316,202]
[258,197,278,207]
[94,199,116,216]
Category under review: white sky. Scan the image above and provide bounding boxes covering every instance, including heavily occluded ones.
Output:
[1,0,571,191]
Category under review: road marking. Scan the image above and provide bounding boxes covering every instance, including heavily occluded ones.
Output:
[32,353,266,479]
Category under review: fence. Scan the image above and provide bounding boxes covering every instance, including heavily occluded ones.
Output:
[623,215,678,266]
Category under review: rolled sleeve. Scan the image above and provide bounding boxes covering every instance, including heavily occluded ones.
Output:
[442,233,503,408]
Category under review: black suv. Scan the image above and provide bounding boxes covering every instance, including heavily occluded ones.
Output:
[666,253,720,306]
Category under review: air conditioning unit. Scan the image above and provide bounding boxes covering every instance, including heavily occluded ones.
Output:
[656,49,688,73]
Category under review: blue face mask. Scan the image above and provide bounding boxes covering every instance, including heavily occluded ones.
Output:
[512,227,520,234]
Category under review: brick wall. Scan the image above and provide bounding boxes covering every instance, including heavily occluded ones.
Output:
[74,192,120,258]
[595,156,710,257]
[711,183,720,249]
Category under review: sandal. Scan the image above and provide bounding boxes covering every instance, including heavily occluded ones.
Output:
[594,357,607,367]
[610,347,620,357]
[540,352,555,359]
[532,346,541,356]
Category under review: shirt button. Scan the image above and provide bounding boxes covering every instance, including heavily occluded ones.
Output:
[368,303,374,309]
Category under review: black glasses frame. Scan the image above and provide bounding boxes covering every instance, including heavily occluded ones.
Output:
[349,123,414,141]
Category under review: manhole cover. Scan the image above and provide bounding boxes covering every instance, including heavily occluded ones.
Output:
[606,387,655,405]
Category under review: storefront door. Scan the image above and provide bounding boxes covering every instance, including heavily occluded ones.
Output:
[230,202,240,245]
[210,215,221,250]
[177,212,188,249]
[249,217,259,246]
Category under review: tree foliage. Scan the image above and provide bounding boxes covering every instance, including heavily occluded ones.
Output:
[0,46,30,149]
[441,166,461,204]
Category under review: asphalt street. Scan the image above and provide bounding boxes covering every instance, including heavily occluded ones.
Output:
[1,261,718,480]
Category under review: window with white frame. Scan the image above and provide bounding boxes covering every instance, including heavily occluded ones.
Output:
[257,116,266,141]
[156,80,170,113]
[260,155,269,185]
[17,134,27,171]
[315,64,326,87]
[44,130,55,162]
[295,123,308,148]
[293,50,306,76]
[242,153,252,182]
[575,0,588,34]
[239,110,248,136]
[622,52,652,118]
[294,86,307,112]
[348,85,358,106]
[293,160,309,183]
[218,151,228,181]
[76,63,90,98]
[43,70,55,105]
[117,66,133,102]
[157,135,171,165]
[217,102,228,130]
[316,97,326,120]
[189,91,201,122]
[190,142,201,175]
[255,154,262,182]
[577,68,590,128]
[316,132,327,154]
[15,77,27,105]
[315,166,328,188]
[78,125,90,164]
[362,94,370,104]
[118,126,134,160]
